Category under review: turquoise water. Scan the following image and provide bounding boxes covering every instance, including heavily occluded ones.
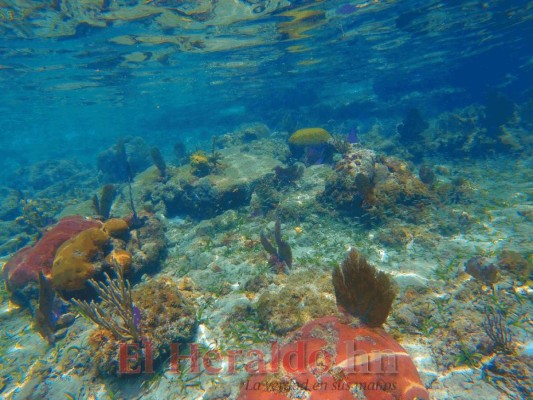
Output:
[0,1,532,399]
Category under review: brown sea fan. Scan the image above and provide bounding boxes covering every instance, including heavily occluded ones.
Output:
[332,249,396,327]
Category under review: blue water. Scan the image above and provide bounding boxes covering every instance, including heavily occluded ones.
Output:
[1,1,532,399]
[1,1,531,172]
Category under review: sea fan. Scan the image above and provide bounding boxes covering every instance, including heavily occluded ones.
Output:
[332,249,396,327]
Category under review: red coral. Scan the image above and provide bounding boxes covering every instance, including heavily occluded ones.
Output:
[238,315,429,400]
[3,216,101,290]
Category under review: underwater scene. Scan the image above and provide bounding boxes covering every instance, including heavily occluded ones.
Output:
[0,0,532,399]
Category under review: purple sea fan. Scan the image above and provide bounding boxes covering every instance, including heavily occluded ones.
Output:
[133,306,142,330]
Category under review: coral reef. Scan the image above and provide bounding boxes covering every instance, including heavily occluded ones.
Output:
[272,163,305,186]
[147,145,282,219]
[0,187,22,221]
[482,306,514,354]
[173,141,188,165]
[250,163,305,215]
[208,123,271,149]
[3,216,102,293]
[14,159,87,191]
[419,164,436,185]
[86,276,197,375]
[483,91,515,136]
[34,272,75,344]
[125,212,166,275]
[132,277,197,359]
[321,147,432,222]
[15,198,56,235]
[106,249,132,274]
[483,354,533,398]
[320,147,377,216]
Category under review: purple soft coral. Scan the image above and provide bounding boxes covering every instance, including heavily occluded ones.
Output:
[133,306,142,330]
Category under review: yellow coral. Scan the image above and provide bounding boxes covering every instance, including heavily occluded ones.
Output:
[102,218,129,237]
[288,128,332,146]
[106,249,132,274]
[52,228,109,291]
[190,151,209,165]
[190,150,212,177]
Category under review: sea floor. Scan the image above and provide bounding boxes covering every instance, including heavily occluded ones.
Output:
[0,149,531,400]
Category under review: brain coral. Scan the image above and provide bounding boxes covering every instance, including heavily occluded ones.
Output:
[288,127,332,146]
[51,227,109,291]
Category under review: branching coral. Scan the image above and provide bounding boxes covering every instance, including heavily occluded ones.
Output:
[71,262,140,342]
[332,249,396,327]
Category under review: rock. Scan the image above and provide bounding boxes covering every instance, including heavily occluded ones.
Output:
[126,213,166,275]
[15,159,86,191]
[256,273,336,335]
[0,187,22,221]
[163,147,283,219]
[320,148,432,221]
